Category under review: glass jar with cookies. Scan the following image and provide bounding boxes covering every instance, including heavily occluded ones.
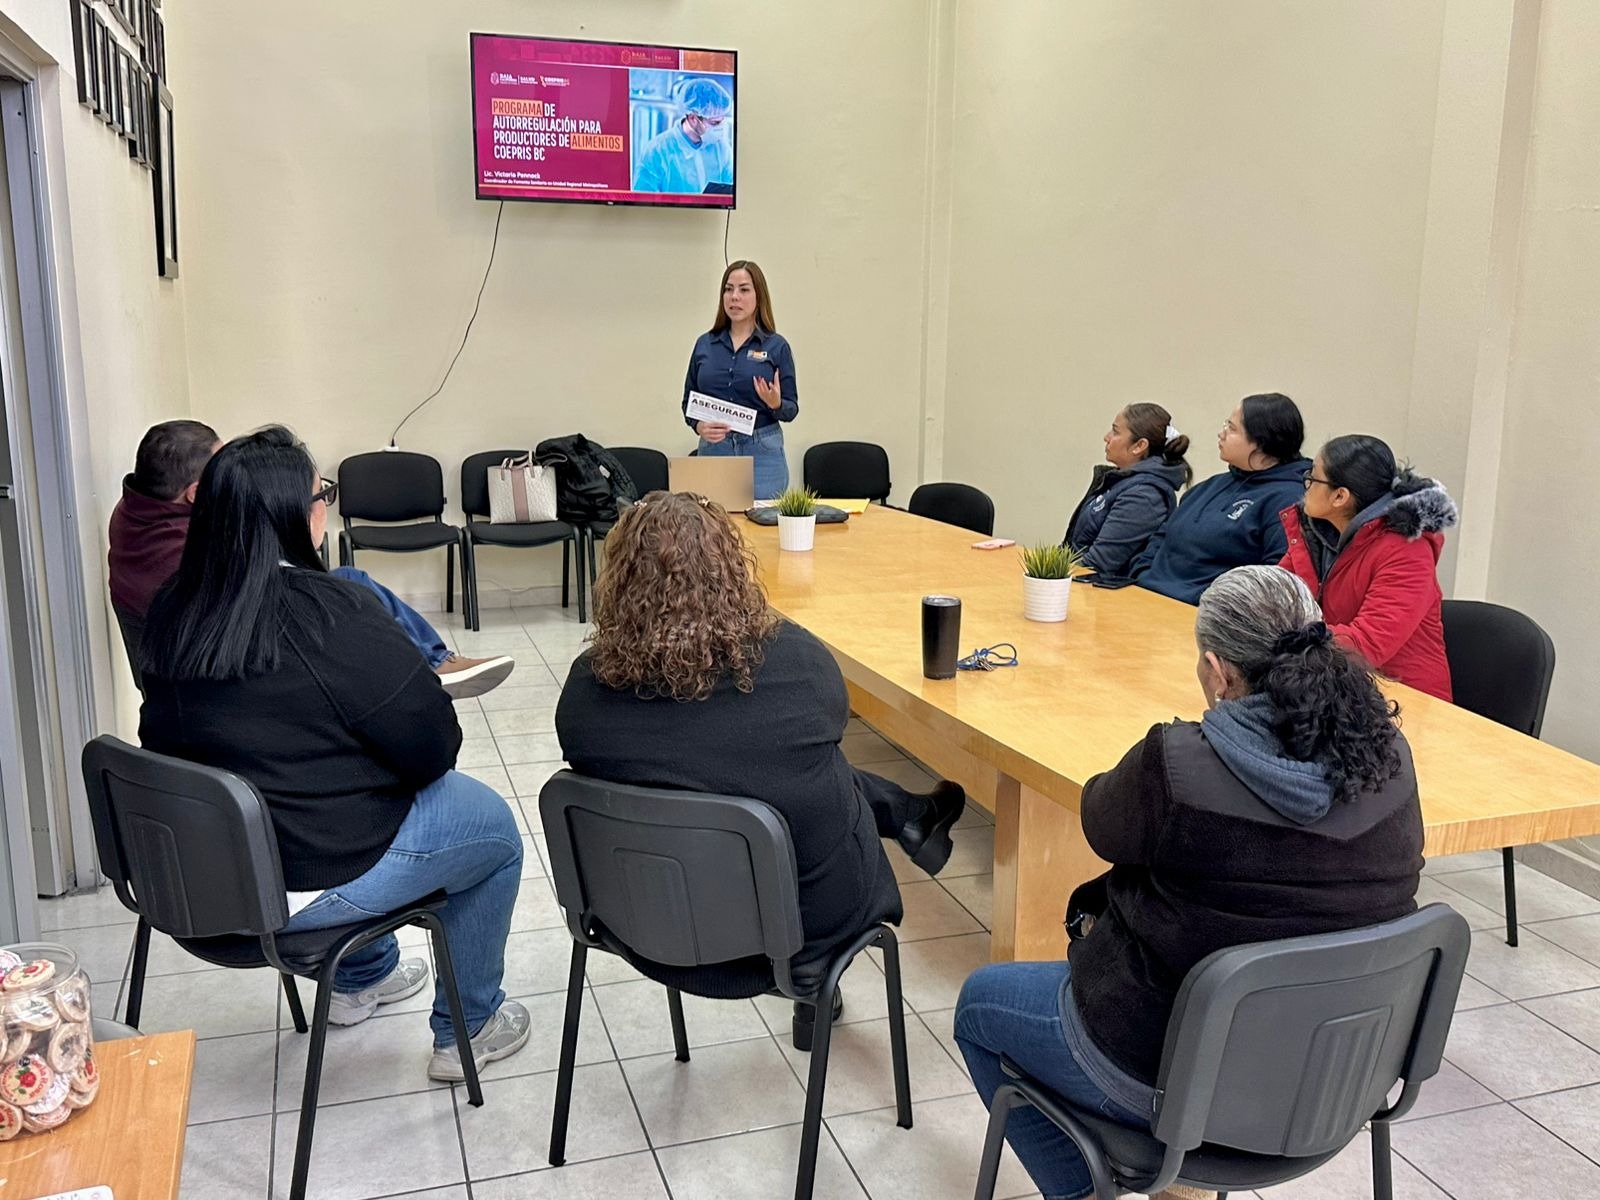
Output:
[0,943,98,1140]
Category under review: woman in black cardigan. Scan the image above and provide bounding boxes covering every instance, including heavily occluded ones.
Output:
[953,566,1423,1200]
[139,427,529,1084]
[555,491,966,1048]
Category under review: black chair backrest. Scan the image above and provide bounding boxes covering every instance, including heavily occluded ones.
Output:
[460,448,530,520]
[1440,599,1556,737]
[1152,904,1470,1159]
[803,441,892,502]
[609,446,670,497]
[338,451,446,523]
[908,482,995,536]
[539,770,806,981]
[80,736,289,940]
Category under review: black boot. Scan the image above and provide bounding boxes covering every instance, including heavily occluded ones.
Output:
[898,781,966,875]
[791,989,845,1053]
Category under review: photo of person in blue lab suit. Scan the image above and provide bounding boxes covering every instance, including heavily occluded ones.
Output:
[631,74,734,196]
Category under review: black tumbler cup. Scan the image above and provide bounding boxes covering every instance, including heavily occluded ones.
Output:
[921,595,961,680]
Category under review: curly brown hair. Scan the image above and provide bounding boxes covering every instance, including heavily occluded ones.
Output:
[589,491,781,701]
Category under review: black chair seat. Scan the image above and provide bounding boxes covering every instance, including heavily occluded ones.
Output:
[594,924,785,1000]
[345,523,462,552]
[1064,1105,1339,1191]
[177,890,449,974]
[466,518,576,548]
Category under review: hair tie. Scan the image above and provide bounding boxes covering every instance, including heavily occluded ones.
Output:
[1272,621,1331,656]
[1165,423,1181,442]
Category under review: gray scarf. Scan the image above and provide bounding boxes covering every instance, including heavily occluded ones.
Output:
[1200,694,1335,825]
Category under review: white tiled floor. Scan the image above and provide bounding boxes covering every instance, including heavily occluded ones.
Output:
[35,604,1600,1197]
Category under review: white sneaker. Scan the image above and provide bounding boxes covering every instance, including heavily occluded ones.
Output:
[427,999,532,1081]
[326,957,430,1027]
[434,654,515,699]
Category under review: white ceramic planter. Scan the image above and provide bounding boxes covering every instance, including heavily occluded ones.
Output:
[1022,574,1073,622]
[778,514,817,552]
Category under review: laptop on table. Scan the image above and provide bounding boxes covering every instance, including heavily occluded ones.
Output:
[667,455,755,513]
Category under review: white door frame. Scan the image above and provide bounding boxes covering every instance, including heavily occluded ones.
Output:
[0,39,104,905]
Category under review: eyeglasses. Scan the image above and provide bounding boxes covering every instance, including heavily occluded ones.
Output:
[313,478,338,506]
[1302,475,1333,491]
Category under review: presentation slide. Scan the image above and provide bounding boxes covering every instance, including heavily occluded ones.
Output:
[471,34,737,208]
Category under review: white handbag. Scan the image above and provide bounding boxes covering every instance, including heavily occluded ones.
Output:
[487,454,559,523]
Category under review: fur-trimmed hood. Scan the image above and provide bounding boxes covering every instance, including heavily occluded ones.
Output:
[1381,476,1458,540]
[1285,474,1457,585]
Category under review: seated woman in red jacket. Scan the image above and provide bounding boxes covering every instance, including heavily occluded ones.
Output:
[1278,434,1456,701]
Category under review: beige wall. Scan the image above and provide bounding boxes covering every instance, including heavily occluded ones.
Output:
[152,0,1598,763]
[938,0,1446,548]
[1486,0,1600,760]
[170,1,942,604]
[0,1,192,735]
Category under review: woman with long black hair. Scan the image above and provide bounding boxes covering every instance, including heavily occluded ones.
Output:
[953,566,1423,1200]
[138,426,529,1083]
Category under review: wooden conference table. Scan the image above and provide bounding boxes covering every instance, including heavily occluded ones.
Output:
[0,1030,195,1199]
[750,505,1600,961]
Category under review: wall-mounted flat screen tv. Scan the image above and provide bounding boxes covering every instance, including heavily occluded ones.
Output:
[472,33,737,208]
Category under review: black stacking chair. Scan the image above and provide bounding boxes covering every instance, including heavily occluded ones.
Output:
[80,736,484,1200]
[585,446,669,580]
[1440,599,1557,946]
[609,446,670,497]
[909,482,995,536]
[335,451,466,621]
[974,905,1470,1200]
[539,770,913,1200]
[803,441,892,502]
[459,450,584,629]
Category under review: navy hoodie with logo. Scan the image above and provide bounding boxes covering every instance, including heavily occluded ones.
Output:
[1063,459,1190,578]
[1128,458,1310,603]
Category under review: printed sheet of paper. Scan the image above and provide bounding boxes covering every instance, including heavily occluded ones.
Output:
[685,390,757,436]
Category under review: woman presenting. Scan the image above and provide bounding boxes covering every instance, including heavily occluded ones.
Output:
[682,260,798,499]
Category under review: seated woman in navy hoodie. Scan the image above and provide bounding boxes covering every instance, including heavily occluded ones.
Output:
[1063,403,1191,576]
[1125,393,1309,603]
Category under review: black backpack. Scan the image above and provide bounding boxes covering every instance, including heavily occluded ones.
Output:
[535,434,638,524]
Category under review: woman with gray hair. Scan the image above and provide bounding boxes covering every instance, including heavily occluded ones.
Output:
[953,566,1423,1200]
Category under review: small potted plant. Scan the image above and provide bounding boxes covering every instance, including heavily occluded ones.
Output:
[1019,543,1083,622]
[774,486,820,552]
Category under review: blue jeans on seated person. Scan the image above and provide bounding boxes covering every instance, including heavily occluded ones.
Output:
[330,567,450,669]
[281,770,522,1046]
[697,422,790,500]
[955,961,1151,1200]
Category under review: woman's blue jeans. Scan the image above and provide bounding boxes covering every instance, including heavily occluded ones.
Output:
[282,770,523,1047]
[955,961,1150,1200]
[697,422,790,499]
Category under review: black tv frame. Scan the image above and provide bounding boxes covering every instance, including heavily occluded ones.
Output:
[470,32,738,211]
